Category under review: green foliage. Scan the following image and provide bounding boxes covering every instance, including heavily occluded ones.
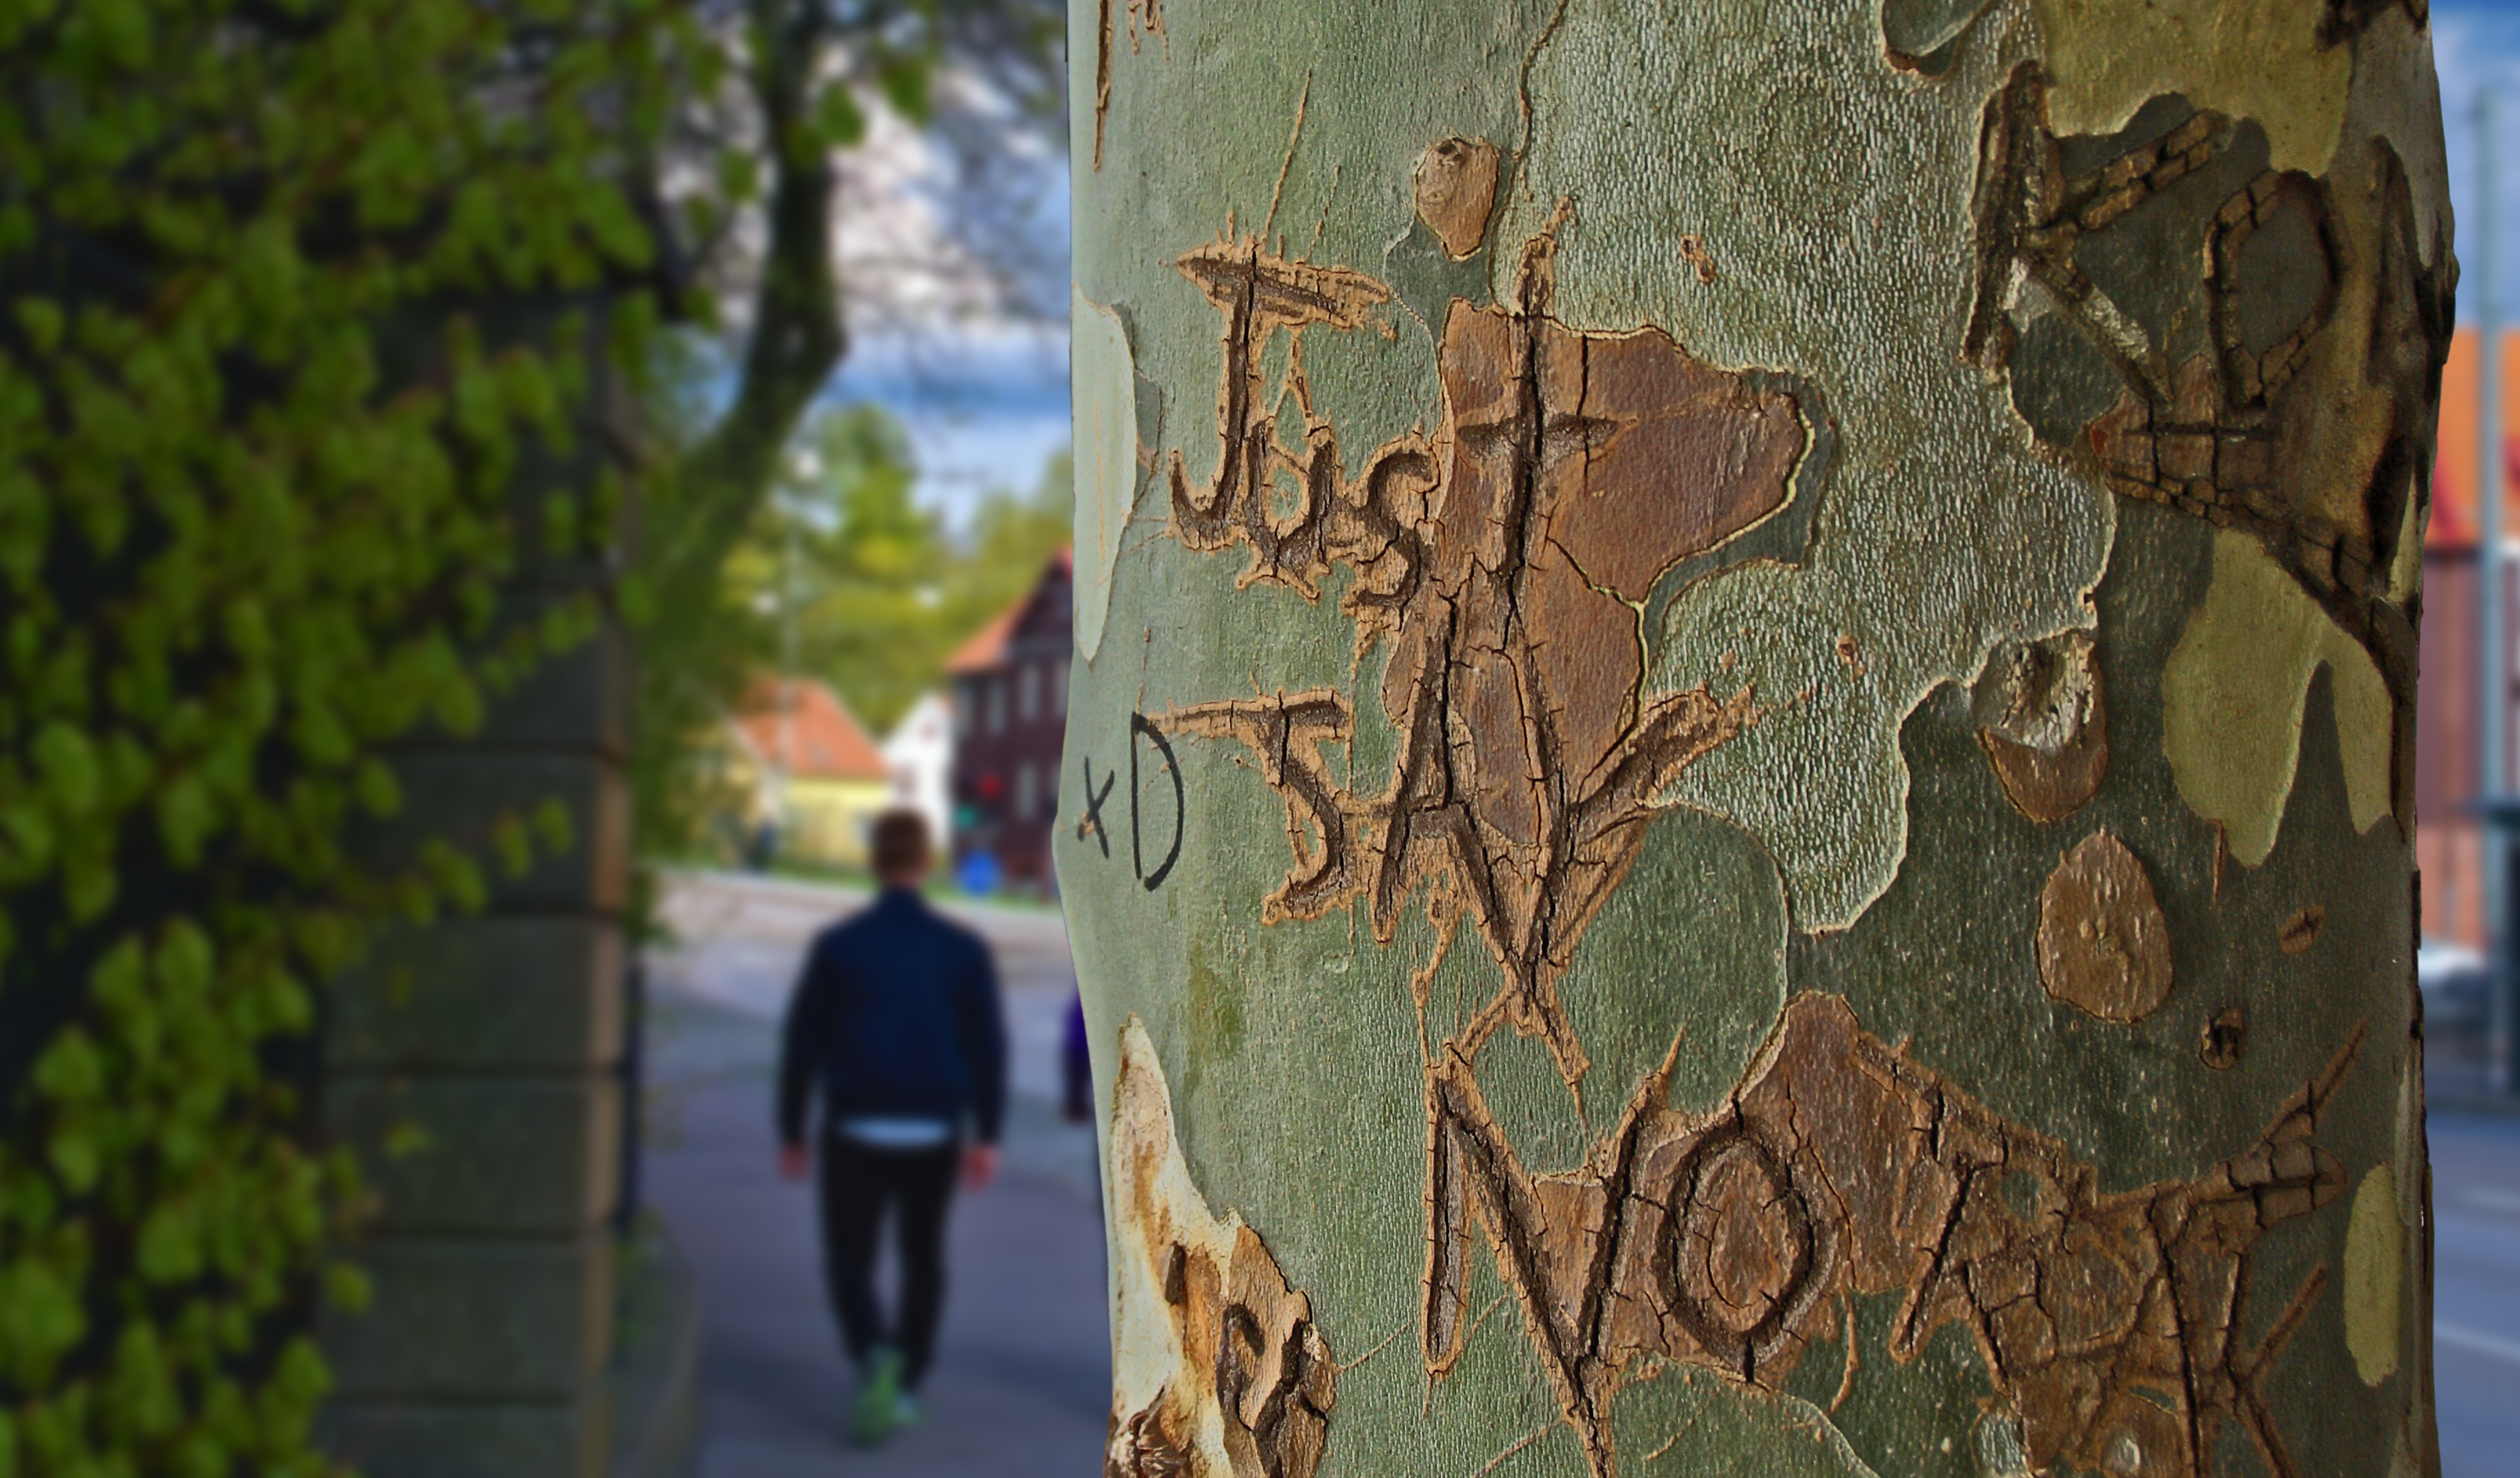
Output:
[0,1,693,1471]
[626,393,1072,871]
[770,414,1073,736]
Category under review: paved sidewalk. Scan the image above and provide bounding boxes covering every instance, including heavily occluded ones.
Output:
[643,873,1110,1478]
[2430,1109,2520,1478]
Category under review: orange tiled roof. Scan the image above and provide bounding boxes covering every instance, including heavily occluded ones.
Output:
[944,603,1021,676]
[733,679,888,781]
[943,547,1072,675]
[2430,326,2520,552]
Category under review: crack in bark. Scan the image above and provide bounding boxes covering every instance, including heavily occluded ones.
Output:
[1092,0,1164,169]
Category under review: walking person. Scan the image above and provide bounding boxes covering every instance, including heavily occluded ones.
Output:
[777,810,1006,1447]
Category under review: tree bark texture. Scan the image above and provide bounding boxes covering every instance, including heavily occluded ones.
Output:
[1060,5,2450,1477]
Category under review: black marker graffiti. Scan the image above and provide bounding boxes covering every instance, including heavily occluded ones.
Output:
[1131,712,1185,891]
[1077,757,1118,858]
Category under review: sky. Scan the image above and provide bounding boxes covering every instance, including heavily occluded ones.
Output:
[813,93,1074,531]
[828,317,1072,524]
[846,8,2520,525]
[2434,1,2520,319]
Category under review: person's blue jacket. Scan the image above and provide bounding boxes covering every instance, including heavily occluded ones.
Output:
[777,887,1007,1146]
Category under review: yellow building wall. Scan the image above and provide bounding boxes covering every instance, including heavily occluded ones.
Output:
[781,775,892,869]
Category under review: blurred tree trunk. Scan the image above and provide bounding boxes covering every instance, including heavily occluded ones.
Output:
[1062,4,2451,1477]
[640,0,848,610]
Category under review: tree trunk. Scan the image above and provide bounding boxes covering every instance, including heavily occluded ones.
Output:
[1060,5,2451,1477]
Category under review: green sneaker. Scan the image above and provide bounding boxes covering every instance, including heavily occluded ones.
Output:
[850,1347,903,1447]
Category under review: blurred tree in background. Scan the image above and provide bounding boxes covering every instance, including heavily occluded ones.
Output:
[786,426,1072,735]
[624,0,1069,872]
[636,399,1072,863]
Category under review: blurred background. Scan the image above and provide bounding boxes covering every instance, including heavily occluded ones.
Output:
[7,3,2520,1476]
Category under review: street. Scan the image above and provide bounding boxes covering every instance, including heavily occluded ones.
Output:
[2432,1111,2520,1478]
[644,871,2520,1478]
[644,873,1108,1478]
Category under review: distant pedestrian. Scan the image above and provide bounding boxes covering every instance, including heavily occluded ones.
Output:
[777,809,1006,1447]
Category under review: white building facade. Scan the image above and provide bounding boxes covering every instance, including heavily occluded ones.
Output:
[881,691,955,853]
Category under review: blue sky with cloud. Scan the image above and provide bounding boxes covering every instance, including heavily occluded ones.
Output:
[828,316,1071,524]
[2435,1,2520,319]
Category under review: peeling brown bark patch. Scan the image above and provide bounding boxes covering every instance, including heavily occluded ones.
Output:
[2278,904,2325,954]
[1415,138,1501,260]
[1422,992,2361,1478]
[1160,219,1798,1091]
[1108,1018,1334,1478]
[1974,631,2108,823]
[2036,830,2175,1024]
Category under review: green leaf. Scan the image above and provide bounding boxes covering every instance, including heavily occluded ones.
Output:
[812,85,866,149]
[14,299,62,356]
[106,1324,177,1437]
[533,797,574,854]
[876,56,932,125]
[154,921,213,998]
[44,1128,98,1195]
[0,1256,84,1381]
[352,757,400,817]
[322,1262,371,1314]
[137,1202,201,1285]
[32,1030,103,1105]
[223,597,270,660]
[0,802,54,880]
[156,772,213,868]
[32,722,99,814]
[382,1120,431,1162]
[62,846,116,922]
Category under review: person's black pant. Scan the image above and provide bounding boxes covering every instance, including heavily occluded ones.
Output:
[816,1134,959,1389]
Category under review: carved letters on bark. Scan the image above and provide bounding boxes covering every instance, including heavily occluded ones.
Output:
[1162,219,1792,1091]
[1131,96,2389,1475]
[1107,1018,1334,1478]
[1423,994,2361,1478]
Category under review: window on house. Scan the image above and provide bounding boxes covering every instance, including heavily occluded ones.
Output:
[987,678,1006,735]
[1015,761,1036,821]
[952,684,970,738]
[1050,660,1067,717]
[1018,662,1040,723]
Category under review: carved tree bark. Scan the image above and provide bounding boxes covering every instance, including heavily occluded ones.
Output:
[1060,6,2451,1477]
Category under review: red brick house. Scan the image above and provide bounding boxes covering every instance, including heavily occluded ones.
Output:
[945,550,1072,890]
